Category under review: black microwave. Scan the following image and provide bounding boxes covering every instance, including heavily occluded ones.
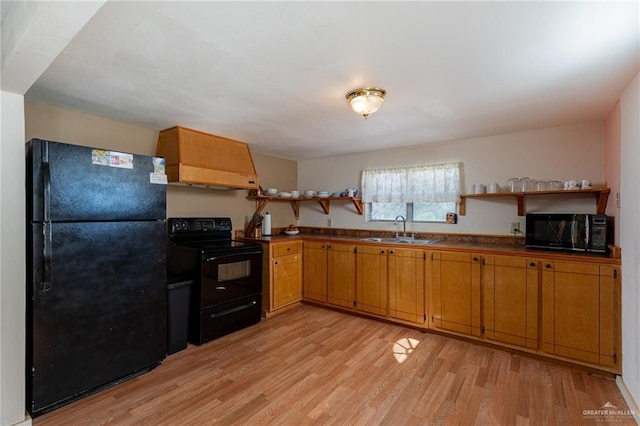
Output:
[525,213,609,254]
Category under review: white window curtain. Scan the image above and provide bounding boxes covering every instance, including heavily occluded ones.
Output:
[361,162,460,203]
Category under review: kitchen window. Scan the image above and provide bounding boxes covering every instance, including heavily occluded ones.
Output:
[367,201,457,223]
[362,162,460,223]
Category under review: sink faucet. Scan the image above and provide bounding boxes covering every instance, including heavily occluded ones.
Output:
[394,215,406,237]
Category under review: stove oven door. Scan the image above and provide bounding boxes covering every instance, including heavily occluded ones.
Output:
[197,294,261,344]
[191,249,263,344]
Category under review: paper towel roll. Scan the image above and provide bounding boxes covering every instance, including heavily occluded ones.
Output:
[263,212,272,236]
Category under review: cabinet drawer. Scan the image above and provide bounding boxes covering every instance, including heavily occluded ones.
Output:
[304,240,328,250]
[272,241,302,258]
[485,255,525,268]
[543,261,599,276]
[432,251,478,263]
[358,245,388,255]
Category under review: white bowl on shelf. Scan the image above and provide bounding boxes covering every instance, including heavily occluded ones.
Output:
[304,190,316,197]
[279,192,292,198]
[265,188,278,195]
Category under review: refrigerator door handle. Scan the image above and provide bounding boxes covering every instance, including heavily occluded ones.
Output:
[42,141,51,221]
[42,222,51,292]
[41,142,52,291]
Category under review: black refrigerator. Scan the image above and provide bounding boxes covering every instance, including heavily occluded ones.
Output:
[26,139,168,416]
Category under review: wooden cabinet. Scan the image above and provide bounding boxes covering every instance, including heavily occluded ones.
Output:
[353,245,427,323]
[356,245,389,316]
[388,248,426,325]
[268,235,622,374]
[264,240,303,313]
[302,241,328,303]
[327,242,357,309]
[430,251,482,337]
[541,260,620,370]
[483,255,539,349]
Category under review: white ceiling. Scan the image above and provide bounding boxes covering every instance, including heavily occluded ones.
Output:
[20,1,640,160]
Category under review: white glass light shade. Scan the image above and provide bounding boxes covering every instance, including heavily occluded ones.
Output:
[346,87,386,119]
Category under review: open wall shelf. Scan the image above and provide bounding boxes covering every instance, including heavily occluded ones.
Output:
[458,187,610,216]
[247,195,363,219]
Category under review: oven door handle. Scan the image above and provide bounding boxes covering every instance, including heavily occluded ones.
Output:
[210,300,258,318]
[204,250,262,262]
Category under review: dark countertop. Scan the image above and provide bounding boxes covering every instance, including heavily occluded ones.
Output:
[238,233,621,265]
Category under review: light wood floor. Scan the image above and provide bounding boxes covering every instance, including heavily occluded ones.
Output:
[34,304,635,426]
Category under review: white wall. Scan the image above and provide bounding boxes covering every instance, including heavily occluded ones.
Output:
[0,91,29,425]
[619,71,640,415]
[298,122,604,235]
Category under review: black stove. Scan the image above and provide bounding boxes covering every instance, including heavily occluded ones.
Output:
[168,217,260,254]
[167,217,263,345]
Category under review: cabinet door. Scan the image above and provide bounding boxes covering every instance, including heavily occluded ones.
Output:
[272,253,302,308]
[327,243,356,309]
[270,241,302,310]
[356,245,388,316]
[541,261,619,369]
[388,248,425,324]
[483,255,538,349]
[430,251,481,337]
[303,241,328,302]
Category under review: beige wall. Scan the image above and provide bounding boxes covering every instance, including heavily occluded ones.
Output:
[24,101,298,232]
[25,101,606,237]
[298,122,605,236]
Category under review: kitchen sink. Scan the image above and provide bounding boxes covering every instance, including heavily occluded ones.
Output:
[360,237,437,245]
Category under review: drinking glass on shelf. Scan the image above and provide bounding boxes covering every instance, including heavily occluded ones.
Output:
[508,178,519,192]
[536,181,549,191]
[519,177,531,192]
[549,180,563,190]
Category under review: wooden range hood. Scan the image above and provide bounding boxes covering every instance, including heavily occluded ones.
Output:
[156,126,259,190]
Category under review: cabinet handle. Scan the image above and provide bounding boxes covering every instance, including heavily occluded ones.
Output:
[274,261,278,265]
[545,263,552,269]
[529,262,536,267]
[473,257,479,262]
[287,247,290,251]
[389,250,394,254]
[381,250,385,254]
[321,245,326,249]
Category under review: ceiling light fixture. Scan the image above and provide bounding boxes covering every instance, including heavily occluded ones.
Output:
[346,87,386,119]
